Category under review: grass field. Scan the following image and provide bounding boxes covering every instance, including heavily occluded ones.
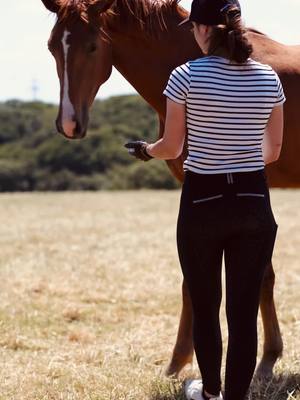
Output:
[0,190,299,400]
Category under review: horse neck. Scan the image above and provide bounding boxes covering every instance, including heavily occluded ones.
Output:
[106,7,200,117]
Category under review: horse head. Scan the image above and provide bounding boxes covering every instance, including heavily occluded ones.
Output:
[41,0,115,139]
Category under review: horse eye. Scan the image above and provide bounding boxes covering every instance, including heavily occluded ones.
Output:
[88,43,97,53]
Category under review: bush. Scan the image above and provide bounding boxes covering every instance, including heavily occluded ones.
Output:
[0,160,34,191]
[101,161,180,190]
[0,96,181,191]
[126,161,180,189]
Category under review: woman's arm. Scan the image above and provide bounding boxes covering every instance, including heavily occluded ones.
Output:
[262,105,284,165]
[146,99,186,160]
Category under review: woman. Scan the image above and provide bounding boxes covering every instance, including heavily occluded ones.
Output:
[125,0,285,399]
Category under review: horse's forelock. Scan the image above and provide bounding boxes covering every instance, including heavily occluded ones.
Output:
[57,0,89,21]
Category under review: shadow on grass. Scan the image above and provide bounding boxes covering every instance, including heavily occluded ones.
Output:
[148,373,300,400]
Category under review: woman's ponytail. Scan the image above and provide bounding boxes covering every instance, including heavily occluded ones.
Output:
[207,4,253,63]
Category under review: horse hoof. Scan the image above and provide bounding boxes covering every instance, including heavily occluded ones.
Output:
[165,355,193,377]
[255,361,274,379]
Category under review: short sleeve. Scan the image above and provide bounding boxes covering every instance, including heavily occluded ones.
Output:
[163,63,191,105]
[273,72,286,106]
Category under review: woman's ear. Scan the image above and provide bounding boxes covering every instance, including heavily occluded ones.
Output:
[198,24,209,37]
[204,25,212,36]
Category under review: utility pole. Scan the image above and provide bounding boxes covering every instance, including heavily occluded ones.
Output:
[31,79,39,101]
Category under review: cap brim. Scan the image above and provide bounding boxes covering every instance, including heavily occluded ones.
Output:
[178,17,191,26]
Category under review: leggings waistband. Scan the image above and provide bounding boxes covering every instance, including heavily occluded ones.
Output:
[184,168,266,186]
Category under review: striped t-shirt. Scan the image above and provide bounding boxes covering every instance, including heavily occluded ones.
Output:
[163,56,286,174]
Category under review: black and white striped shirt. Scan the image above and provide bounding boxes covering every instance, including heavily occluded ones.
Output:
[163,56,286,174]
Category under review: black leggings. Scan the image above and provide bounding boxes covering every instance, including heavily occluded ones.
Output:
[177,169,277,400]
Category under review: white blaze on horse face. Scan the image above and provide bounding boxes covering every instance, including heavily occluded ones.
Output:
[61,30,76,138]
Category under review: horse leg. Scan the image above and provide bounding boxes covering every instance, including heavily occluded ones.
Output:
[165,278,194,377]
[256,261,283,378]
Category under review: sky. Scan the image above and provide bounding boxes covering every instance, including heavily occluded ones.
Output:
[0,0,299,104]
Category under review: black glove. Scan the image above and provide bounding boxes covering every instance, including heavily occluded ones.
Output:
[124,140,153,162]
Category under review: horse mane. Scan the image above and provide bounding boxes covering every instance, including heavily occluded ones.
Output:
[57,0,180,34]
[109,0,179,31]
[247,28,266,36]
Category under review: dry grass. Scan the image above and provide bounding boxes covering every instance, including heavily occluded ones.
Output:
[0,190,299,400]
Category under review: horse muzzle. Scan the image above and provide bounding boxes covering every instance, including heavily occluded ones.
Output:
[56,114,88,140]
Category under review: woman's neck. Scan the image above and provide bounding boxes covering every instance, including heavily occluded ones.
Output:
[207,45,231,60]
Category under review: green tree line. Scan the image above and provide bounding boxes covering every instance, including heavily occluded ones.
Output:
[0,96,179,191]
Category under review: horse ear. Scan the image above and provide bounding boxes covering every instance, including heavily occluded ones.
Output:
[41,0,60,13]
[88,0,116,16]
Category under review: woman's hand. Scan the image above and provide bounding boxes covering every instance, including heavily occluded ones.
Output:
[124,140,153,161]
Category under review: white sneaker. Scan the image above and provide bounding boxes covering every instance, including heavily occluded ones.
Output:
[184,379,223,400]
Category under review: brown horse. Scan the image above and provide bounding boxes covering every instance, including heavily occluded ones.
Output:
[41,0,300,378]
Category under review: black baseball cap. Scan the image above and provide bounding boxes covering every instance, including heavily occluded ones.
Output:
[179,0,241,26]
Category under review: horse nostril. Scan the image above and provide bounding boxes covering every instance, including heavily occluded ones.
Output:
[56,118,64,134]
[75,120,82,135]
[73,120,86,138]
